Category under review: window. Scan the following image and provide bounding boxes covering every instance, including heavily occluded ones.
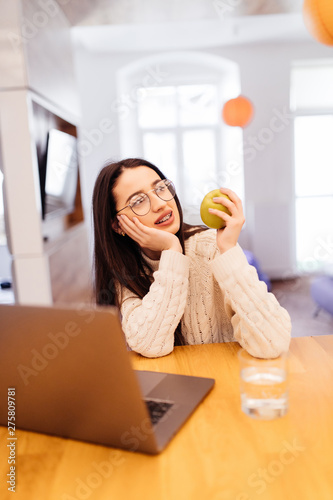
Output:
[117,53,243,225]
[137,84,221,222]
[291,62,333,272]
[136,83,243,223]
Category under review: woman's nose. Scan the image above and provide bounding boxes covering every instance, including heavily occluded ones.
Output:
[150,192,167,212]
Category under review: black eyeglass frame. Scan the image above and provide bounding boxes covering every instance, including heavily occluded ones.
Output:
[116,179,176,217]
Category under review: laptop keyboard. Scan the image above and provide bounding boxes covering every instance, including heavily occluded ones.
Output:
[144,399,174,425]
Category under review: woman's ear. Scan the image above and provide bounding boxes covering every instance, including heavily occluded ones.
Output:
[111,219,120,233]
[111,219,125,237]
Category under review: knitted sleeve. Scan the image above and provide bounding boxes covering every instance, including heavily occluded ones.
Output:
[210,243,291,358]
[119,250,189,358]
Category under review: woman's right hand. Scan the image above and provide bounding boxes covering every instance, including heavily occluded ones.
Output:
[117,214,182,254]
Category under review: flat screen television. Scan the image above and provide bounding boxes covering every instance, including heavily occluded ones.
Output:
[40,129,79,220]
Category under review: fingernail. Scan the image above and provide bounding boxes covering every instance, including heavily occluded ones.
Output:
[208,208,214,213]
[213,197,219,201]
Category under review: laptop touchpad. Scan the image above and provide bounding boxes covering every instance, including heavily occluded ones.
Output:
[134,370,167,396]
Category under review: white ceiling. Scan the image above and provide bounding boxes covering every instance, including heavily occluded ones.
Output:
[72,14,311,53]
[56,0,304,27]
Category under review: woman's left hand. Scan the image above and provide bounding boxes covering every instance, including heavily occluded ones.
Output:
[208,187,245,254]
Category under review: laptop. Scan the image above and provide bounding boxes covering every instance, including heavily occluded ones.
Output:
[0,304,215,454]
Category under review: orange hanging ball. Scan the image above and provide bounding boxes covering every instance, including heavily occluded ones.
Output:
[303,0,333,46]
[222,96,254,128]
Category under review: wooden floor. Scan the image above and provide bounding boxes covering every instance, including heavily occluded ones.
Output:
[271,276,333,337]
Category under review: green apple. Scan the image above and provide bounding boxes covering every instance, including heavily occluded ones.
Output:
[200,189,231,229]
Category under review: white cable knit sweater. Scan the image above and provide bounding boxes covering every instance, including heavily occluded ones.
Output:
[119,229,291,358]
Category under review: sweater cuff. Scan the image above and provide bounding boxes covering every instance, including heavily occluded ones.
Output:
[159,249,189,276]
[210,243,249,283]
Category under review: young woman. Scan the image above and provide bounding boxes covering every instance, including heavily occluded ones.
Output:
[92,158,291,358]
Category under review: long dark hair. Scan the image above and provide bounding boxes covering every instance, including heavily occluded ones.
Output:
[92,158,207,345]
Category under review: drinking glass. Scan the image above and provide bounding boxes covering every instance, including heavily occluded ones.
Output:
[238,349,289,420]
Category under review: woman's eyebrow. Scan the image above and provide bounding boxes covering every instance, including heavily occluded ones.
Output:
[125,179,161,204]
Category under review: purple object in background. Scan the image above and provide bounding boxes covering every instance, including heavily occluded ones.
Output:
[310,276,333,317]
[243,250,272,292]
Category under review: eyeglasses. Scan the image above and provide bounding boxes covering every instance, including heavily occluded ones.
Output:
[116,179,176,216]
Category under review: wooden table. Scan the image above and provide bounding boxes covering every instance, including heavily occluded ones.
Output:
[1,336,333,500]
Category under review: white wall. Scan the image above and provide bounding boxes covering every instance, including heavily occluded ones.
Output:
[0,0,27,88]
[72,30,333,279]
[72,51,135,238]
[21,0,80,116]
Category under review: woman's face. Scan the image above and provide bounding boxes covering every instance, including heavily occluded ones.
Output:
[113,166,181,235]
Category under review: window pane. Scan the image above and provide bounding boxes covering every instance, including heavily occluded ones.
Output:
[182,129,216,210]
[178,85,218,126]
[137,87,177,128]
[294,115,333,197]
[142,132,178,185]
[296,196,333,272]
[291,64,333,111]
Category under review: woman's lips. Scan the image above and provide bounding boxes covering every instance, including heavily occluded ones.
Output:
[154,211,174,226]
